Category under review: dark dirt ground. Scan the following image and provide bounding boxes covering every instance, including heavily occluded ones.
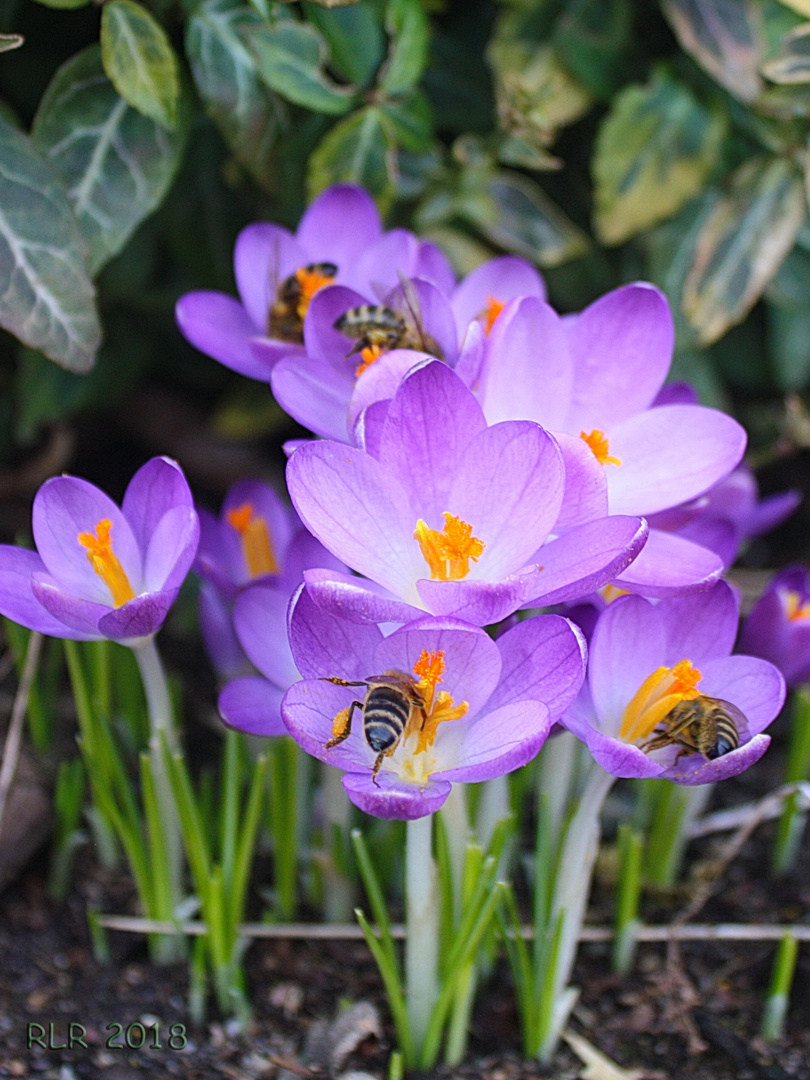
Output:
[1,801,809,1080]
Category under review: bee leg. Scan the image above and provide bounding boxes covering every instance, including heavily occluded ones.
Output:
[325,700,362,750]
[321,677,369,687]
[371,750,386,787]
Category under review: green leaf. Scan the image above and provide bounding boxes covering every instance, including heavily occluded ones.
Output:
[242,19,358,115]
[303,1,386,87]
[0,114,100,373]
[592,68,727,245]
[762,22,810,83]
[380,0,430,97]
[661,0,764,103]
[379,89,433,153]
[30,0,88,10]
[186,0,285,191]
[553,0,632,98]
[308,105,397,209]
[476,172,589,268]
[101,0,180,130]
[0,34,24,51]
[768,304,810,389]
[32,45,185,276]
[683,156,806,345]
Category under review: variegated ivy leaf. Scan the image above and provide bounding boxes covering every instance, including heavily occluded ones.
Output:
[662,0,764,103]
[0,34,24,52]
[101,0,180,130]
[683,156,806,345]
[32,45,185,276]
[0,114,100,373]
[761,23,810,84]
[593,68,726,245]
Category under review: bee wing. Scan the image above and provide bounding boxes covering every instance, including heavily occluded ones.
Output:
[710,698,750,742]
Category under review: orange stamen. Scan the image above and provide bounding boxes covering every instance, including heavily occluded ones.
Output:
[414,513,485,581]
[482,296,506,336]
[784,589,810,622]
[406,649,468,754]
[580,429,621,467]
[77,519,136,608]
[354,343,384,378]
[293,265,335,319]
[226,502,279,578]
[619,659,702,744]
[600,584,629,603]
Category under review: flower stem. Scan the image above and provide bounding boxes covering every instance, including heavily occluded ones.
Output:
[405,813,439,1058]
[321,762,353,921]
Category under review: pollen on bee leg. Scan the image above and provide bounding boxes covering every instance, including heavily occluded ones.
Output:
[77,519,135,608]
[414,513,485,581]
[354,344,384,378]
[293,264,337,319]
[325,706,352,748]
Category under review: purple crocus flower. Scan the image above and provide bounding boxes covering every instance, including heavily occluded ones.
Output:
[0,457,199,641]
[561,582,785,784]
[286,360,647,628]
[468,284,748,595]
[195,478,344,684]
[739,566,810,687]
[450,255,546,340]
[260,587,587,819]
[175,185,384,380]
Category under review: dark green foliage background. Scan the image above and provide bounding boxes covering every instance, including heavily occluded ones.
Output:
[1,0,810,504]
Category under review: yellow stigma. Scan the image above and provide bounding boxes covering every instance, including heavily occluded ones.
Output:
[580,429,622,467]
[226,502,279,578]
[481,296,506,336]
[77,519,136,608]
[784,589,810,622]
[619,659,702,744]
[293,265,336,319]
[414,513,485,582]
[405,649,468,756]
[600,584,629,603]
[354,343,384,378]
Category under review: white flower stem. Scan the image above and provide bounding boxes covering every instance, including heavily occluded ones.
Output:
[132,636,184,939]
[535,759,615,1062]
[405,813,440,1057]
[321,761,353,922]
[440,783,468,918]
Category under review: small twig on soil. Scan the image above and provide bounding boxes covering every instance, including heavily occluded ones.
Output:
[266,1054,325,1076]
[0,631,43,843]
[687,782,810,838]
[94,914,810,942]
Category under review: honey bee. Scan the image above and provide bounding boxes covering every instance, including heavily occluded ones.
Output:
[334,278,444,362]
[268,261,338,342]
[322,670,426,785]
[641,694,747,762]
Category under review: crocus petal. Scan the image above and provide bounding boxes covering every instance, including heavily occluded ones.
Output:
[341,771,452,820]
[353,400,390,458]
[378,360,486,521]
[219,676,287,737]
[98,590,177,640]
[352,229,423,294]
[234,222,301,329]
[0,547,95,637]
[233,582,299,689]
[271,355,356,441]
[660,581,740,664]
[175,292,272,379]
[413,241,456,297]
[199,583,248,680]
[282,678,372,769]
[296,184,382,266]
[524,516,649,607]
[33,477,142,603]
[348,348,432,432]
[449,421,564,578]
[417,573,540,626]
[451,255,545,336]
[302,569,424,625]
[438,699,550,782]
[304,284,372,362]
[698,654,786,736]
[613,528,723,597]
[566,283,674,430]
[372,617,501,719]
[122,457,194,555]
[479,297,572,430]
[384,278,459,363]
[32,575,111,637]
[143,505,200,594]
[486,614,587,720]
[606,405,746,516]
[288,583,384,678]
[287,442,419,600]
[552,432,608,531]
[664,734,771,785]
